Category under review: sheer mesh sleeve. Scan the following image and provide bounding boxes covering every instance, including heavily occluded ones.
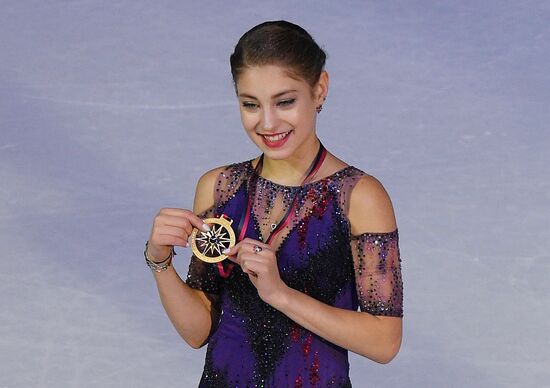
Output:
[350,230,403,317]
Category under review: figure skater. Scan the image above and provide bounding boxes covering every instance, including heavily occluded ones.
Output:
[144,20,403,387]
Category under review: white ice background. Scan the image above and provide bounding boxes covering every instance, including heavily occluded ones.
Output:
[1,1,549,387]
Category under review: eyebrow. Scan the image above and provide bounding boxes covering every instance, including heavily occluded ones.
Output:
[238,90,297,100]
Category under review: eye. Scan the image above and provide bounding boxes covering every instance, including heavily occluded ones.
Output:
[241,101,259,111]
[277,98,296,107]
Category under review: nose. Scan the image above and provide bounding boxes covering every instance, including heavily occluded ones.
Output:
[260,106,278,133]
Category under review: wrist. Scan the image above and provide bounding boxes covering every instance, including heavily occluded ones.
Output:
[268,283,292,311]
[146,242,174,264]
[144,241,176,272]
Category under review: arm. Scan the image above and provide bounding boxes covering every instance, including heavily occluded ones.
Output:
[147,167,224,348]
[226,175,402,363]
[274,289,401,363]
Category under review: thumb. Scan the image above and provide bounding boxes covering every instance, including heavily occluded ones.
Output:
[222,245,236,257]
[222,241,243,258]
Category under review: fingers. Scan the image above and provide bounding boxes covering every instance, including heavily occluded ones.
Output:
[160,208,211,232]
[240,238,271,250]
[154,234,188,249]
[223,238,270,256]
[240,260,259,278]
[224,238,274,277]
[228,250,263,277]
[149,208,211,251]
[161,217,194,236]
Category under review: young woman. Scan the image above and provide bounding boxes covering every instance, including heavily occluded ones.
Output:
[145,20,403,387]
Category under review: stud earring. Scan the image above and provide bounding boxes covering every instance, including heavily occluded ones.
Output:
[316,96,326,114]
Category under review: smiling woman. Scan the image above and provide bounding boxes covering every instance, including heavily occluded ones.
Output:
[236,64,327,168]
[145,20,403,387]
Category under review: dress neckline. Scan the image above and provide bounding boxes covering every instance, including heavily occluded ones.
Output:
[246,159,355,189]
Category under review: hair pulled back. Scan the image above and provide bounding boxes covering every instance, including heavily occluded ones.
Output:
[230,20,326,90]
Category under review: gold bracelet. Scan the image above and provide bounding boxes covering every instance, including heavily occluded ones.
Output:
[144,241,176,272]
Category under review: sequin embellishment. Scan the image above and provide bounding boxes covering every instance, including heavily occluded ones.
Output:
[186,160,403,387]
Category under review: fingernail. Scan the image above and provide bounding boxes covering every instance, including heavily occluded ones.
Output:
[222,248,230,254]
[202,223,211,232]
[185,242,190,248]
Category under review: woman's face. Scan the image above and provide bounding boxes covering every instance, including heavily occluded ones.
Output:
[235,64,327,161]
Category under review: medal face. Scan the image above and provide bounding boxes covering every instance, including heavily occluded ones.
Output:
[191,215,236,263]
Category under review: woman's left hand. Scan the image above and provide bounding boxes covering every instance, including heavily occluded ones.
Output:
[224,238,288,306]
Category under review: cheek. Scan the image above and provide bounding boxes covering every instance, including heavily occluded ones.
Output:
[239,111,258,133]
[289,107,304,122]
[293,104,314,125]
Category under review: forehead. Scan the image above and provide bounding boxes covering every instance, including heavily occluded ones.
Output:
[236,65,311,97]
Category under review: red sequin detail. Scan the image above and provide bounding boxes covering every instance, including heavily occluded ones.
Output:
[309,351,320,386]
[302,333,312,356]
[290,324,300,342]
[295,374,303,388]
[297,184,333,249]
[310,183,330,218]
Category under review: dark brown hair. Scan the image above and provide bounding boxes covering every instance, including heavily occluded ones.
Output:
[230,20,326,90]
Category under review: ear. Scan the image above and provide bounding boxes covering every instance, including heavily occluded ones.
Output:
[314,71,329,106]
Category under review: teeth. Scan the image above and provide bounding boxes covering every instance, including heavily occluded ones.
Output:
[264,131,290,142]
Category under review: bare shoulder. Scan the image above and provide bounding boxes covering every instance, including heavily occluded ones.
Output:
[347,173,397,235]
[321,152,349,177]
[193,165,227,214]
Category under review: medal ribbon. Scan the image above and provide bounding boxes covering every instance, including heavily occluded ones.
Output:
[217,142,327,278]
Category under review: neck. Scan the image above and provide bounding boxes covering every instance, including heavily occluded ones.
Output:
[260,137,322,185]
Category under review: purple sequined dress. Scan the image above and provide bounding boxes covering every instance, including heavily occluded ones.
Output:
[186,160,403,388]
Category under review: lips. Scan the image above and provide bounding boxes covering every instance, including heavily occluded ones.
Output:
[259,130,292,148]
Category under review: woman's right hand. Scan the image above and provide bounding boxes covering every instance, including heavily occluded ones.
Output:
[147,208,211,262]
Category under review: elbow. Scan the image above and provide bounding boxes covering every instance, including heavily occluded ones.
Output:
[175,317,217,349]
[188,342,205,350]
[184,336,209,349]
[376,348,399,364]
[185,336,202,349]
[375,337,402,364]
[176,327,210,349]
[357,334,401,364]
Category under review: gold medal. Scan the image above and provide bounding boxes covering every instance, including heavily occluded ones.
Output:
[190,215,236,263]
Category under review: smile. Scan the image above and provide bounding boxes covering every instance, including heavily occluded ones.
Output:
[259,130,293,148]
[261,131,292,141]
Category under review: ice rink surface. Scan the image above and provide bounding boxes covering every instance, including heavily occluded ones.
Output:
[1,1,549,387]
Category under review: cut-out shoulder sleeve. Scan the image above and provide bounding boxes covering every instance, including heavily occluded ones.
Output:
[336,167,403,316]
[350,230,403,317]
